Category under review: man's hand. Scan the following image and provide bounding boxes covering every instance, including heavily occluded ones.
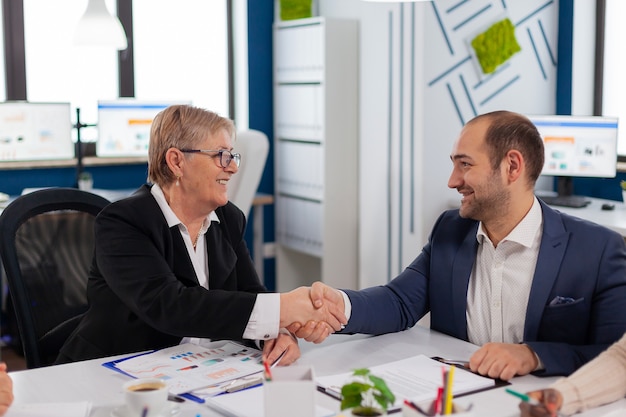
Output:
[0,363,13,416]
[279,284,346,335]
[262,331,300,366]
[288,320,333,344]
[469,342,538,381]
[286,282,346,343]
[519,389,563,417]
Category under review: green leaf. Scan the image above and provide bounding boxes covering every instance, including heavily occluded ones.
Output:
[369,375,395,410]
[353,368,371,377]
[341,382,370,410]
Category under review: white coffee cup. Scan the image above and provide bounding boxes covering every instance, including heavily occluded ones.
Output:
[123,378,168,417]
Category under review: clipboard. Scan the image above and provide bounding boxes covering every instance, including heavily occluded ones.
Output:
[430,356,511,397]
[102,351,206,403]
[316,354,510,411]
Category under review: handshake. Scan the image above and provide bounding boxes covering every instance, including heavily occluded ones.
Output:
[279,282,347,344]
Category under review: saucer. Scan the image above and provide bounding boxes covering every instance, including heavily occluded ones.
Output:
[111,403,180,417]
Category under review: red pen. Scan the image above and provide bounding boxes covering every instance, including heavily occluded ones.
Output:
[404,399,429,415]
[263,360,272,381]
[434,386,444,415]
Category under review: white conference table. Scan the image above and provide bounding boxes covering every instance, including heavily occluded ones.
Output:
[8,325,626,417]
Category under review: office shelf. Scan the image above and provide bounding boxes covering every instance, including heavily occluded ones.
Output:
[274,17,358,291]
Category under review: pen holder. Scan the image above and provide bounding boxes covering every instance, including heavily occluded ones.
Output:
[264,365,316,417]
[402,400,474,417]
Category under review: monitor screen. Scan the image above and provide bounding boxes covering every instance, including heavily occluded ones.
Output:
[96,100,191,157]
[0,101,73,161]
[529,114,619,179]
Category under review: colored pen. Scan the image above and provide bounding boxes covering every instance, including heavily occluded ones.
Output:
[271,349,287,368]
[434,386,443,415]
[505,388,541,406]
[141,407,149,417]
[443,365,455,414]
[263,360,273,381]
[403,399,429,415]
[225,375,264,393]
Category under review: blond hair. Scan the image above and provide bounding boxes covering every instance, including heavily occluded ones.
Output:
[147,105,235,186]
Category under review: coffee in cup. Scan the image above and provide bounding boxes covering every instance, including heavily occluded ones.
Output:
[123,378,168,417]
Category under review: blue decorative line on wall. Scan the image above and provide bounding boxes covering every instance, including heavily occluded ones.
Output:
[398,4,405,274]
[452,4,492,31]
[459,74,477,117]
[501,0,507,9]
[538,20,557,66]
[528,28,547,80]
[478,75,520,106]
[410,3,416,234]
[431,2,454,55]
[556,0,573,115]
[428,55,472,86]
[447,83,465,126]
[472,62,511,89]
[514,0,554,26]
[387,11,394,282]
[446,0,469,14]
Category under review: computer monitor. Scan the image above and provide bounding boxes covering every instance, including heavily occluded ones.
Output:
[529,114,619,207]
[96,100,191,158]
[0,101,74,161]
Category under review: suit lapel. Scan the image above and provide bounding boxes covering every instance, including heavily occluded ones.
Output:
[524,202,569,340]
[451,224,479,341]
[169,226,200,286]
[206,222,237,289]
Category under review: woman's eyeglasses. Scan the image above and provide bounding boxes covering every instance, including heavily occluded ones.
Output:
[180,149,241,168]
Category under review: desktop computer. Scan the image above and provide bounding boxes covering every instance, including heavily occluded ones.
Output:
[0,101,74,162]
[96,99,191,158]
[530,114,619,208]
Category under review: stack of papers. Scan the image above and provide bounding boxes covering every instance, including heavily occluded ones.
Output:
[104,341,264,396]
[316,354,495,412]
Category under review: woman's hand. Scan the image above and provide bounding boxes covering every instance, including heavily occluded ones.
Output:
[262,331,300,366]
[519,389,563,417]
[0,363,13,416]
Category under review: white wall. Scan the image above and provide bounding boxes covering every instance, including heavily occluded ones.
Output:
[319,0,559,288]
[571,0,595,116]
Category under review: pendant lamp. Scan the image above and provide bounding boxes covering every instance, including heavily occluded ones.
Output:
[74,0,127,50]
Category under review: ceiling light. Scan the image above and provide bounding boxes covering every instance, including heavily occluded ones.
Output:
[74,0,127,50]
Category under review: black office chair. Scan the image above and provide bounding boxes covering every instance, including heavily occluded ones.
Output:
[0,187,110,368]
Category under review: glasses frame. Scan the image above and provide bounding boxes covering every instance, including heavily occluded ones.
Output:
[180,149,241,168]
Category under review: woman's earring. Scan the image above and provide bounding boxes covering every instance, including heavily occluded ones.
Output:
[176,176,181,187]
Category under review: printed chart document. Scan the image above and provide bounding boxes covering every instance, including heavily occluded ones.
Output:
[105,341,263,395]
[316,354,495,411]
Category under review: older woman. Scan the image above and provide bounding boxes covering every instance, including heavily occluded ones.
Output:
[519,332,626,416]
[57,105,344,365]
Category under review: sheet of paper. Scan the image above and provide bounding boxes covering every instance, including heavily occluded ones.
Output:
[115,341,263,395]
[205,385,335,417]
[6,402,91,417]
[316,354,494,411]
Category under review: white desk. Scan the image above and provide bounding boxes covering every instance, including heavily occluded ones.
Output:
[8,326,626,417]
[544,196,626,237]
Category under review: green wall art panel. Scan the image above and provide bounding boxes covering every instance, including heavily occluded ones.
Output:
[471,18,521,74]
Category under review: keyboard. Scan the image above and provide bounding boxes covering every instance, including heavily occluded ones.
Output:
[539,195,591,208]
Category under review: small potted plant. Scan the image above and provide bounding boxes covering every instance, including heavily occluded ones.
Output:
[78,171,93,191]
[340,368,396,416]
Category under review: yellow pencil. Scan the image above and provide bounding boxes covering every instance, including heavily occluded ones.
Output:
[444,365,455,414]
